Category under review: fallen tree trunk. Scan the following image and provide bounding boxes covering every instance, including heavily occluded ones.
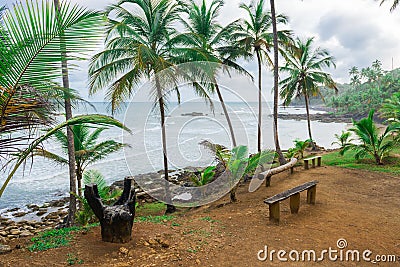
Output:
[84,177,136,243]
[258,158,298,187]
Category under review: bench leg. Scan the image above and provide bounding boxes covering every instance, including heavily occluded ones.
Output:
[265,175,271,187]
[317,157,322,167]
[290,166,294,175]
[304,160,309,170]
[269,202,280,223]
[307,186,317,204]
[290,193,300,214]
[312,158,316,168]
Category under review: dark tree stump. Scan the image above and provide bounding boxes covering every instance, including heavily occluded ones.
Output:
[84,177,136,243]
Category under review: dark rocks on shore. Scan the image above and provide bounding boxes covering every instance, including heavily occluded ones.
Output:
[181,112,207,117]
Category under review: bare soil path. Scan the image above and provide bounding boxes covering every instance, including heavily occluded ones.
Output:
[1,166,400,266]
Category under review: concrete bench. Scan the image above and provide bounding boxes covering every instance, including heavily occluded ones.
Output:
[258,158,298,187]
[303,156,322,170]
[264,180,318,223]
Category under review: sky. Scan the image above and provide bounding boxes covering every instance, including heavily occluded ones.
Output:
[2,0,400,102]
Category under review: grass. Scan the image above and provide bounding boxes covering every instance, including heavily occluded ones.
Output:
[135,215,175,224]
[136,202,166,216]
[323,150,400,175]
[28,224,98,252]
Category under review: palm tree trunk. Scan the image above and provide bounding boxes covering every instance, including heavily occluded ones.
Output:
[256,48,262,153]
[213,78,237,147]
[54,0,77,226]
[212,79,238,203]
[155,77,175,214]
[304,92,316,150]
[269,0,287,165]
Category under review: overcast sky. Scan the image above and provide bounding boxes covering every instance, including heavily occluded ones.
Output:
[2,0,400,102]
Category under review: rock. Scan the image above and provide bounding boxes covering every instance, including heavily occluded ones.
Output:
[26,204,40,211]
[148,239,158,246]
[119,247,129,255]
[10,229,21,236]
[0,236,6,243]
[0,245,11,254]
[6,208,19,213]
[0,220,13,226]
[36,209,47,216]
[12,212,27,218]
[19,231,33,237]
[157,238,170,248]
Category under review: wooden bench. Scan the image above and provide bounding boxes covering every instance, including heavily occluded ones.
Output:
[264,180,318,223]
[258,158,298,187]
[303,156,322,170]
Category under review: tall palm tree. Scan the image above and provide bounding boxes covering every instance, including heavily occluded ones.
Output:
[89,0,212,213]
[35,124,127,197]
[178,0,252,148]
[280,37,337,150]
[268,0,286,165]
[233,0,291,153]
[0,0,103,225]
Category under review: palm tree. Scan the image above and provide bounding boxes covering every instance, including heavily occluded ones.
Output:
[379,0,399,11]
[0,85,55,164]
[0,0,103,225]
[280,37,337,149]
[34,124,126,197]
[332,130,354,155]
[380,92,400,122]
[178,0,252,148]
[89,0,212,213]
[347,110,400,165]
[234,0,290,154]
[268,0,287,165]
[0,114,131,198]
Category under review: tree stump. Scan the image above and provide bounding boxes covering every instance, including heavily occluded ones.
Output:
[84,177,136,243]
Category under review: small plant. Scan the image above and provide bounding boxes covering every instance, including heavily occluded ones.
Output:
[332,131,354,155]
[66,253,84,265]
[76,170,121,226]
[200,216,218,223]
[171,222,181,227]
[190,166,216,186]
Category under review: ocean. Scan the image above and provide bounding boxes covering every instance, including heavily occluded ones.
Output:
[0,102,347,211]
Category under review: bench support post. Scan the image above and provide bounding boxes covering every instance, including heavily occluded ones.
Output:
[312,158,316,168]
[290,193,300,214]
[304,160,309,170]
[265,175,271,187]
[307,186,317,204]
[269,202,280,223]
[317,157,322,167]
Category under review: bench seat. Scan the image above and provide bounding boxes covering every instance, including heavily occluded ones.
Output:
[264,180,318,223]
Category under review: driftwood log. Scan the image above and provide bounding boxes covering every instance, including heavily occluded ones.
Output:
[258,158,298,187]
[84,177,136,243]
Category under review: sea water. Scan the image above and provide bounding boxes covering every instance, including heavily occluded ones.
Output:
[0,102,347,211]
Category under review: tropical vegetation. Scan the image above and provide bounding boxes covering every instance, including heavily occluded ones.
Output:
[279,37,337,150]
[34,124,126,197]
[341,110,400,165]
[233,0,291,153]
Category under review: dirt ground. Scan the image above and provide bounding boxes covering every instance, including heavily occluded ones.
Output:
[1,165,400,266]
